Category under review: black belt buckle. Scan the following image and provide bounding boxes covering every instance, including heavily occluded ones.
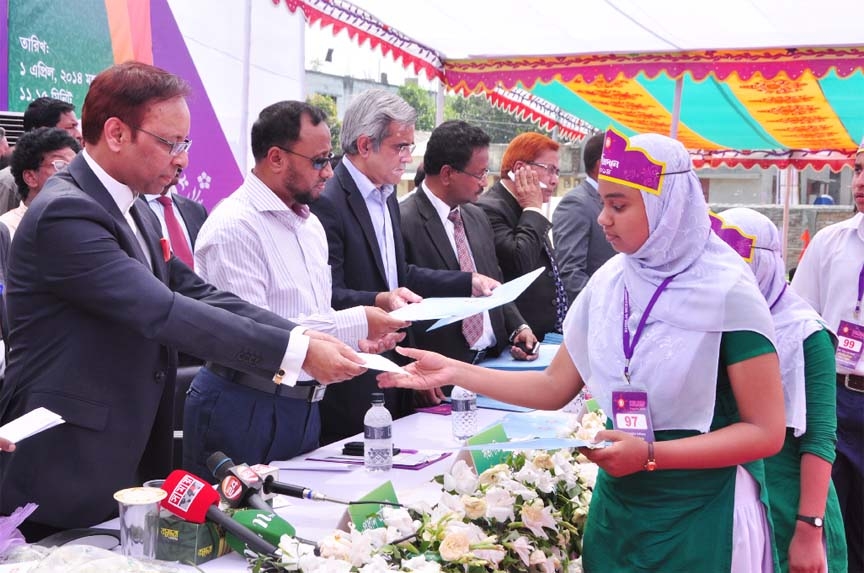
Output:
[841,374,864,393]
[308,384,327,403]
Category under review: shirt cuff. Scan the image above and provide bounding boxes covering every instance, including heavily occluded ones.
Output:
[335,306,369,351]
[276,326,309,387]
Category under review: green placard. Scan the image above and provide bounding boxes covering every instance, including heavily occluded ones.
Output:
[8,0,115,111]
[586,398,601,413]
[466,423,509,473]
[347,481,399,532]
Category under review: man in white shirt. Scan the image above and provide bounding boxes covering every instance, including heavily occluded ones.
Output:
[791,140,864,573]
[0,62,367,541]
[3,127,80,238]
[185,101,407,477]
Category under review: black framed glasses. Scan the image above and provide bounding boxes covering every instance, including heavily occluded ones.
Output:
[134,127,192,156]
[275,145,334,171]
[452,166,490,181]
[528,161,560,177]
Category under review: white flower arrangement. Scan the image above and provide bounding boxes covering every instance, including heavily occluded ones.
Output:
[252,450,597,573]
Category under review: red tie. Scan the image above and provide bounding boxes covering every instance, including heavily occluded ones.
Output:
[448,208,483,347]
[156,195,194,268]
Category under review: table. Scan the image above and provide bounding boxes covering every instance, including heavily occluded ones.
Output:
[478,343,559,371]
[196,408,508,571]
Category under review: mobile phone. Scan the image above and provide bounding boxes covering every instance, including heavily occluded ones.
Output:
[508,170,548,190]
[341,441,401,456]
[514,340,539,355]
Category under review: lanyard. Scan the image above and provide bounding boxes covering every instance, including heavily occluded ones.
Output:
[769,284,787,311]
[856,264,864,318]
[623,275,676,382]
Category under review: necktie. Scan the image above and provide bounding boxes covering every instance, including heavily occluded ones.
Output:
[543,240,569,333]
[448,208,483,347]
[156,195,194,268]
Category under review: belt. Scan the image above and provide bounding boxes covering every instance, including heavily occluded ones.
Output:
[837,373,864,393]
[204,362,326,402]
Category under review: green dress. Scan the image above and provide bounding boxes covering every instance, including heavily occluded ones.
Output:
[764,329,847,572]
[583,331,779,572]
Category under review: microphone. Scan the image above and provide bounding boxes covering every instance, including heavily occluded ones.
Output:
[261,475,402,507]
[160,469,278,557]
[206,451,270,511]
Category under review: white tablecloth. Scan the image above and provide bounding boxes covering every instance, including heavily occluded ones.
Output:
[195,408,507,572]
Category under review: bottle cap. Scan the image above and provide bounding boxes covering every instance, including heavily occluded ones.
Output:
[371,392,385,404]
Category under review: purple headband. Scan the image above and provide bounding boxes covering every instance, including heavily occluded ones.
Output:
[710,212,756,262]
[597,127,666,195]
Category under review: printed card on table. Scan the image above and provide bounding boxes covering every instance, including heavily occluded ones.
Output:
[340,480,399,532]
[454,423,509,474]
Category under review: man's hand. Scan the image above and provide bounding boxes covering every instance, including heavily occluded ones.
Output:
[0,437,15,452]
[359,331,406,354]
[375,287,422,312]
[413,387,446,408]
[471,273,500,297]
[509,327,539,361]
[364,306,409,339]
[302,331,367,384]
[512,166,543,210]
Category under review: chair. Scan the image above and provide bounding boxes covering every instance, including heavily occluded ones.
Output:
[172,365,201,469]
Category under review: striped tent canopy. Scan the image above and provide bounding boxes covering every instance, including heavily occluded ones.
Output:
[277,0,864,171]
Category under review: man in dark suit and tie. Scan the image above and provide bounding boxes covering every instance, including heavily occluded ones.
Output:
[142,176,208,268]
[0,62,368,540]
[400,120,538,364]
[552,133,616,303]
[477,133,568,338]
[310,89,499,443]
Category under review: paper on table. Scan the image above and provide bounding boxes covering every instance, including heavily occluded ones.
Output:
[0,407,64,443]
[388,267,544,328]
[358,352,409,375]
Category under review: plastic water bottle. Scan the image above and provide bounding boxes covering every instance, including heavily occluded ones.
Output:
[451,386,478,440]
[364,393,393,472]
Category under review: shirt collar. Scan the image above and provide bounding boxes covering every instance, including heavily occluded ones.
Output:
[422,182,455,225]
[81,149,137,216]
[244,171,309,223]
[585,175,598,190]
[342,155,394,200]
[147,185,176,204]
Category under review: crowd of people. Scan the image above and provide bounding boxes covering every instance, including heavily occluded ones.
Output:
[0,60,859,573]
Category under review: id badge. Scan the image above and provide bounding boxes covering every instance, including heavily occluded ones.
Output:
[836,320,864,372]
[611,384,655,442]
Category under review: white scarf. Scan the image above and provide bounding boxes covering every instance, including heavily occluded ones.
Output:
[565,134,775,432]
[719,207,827,437]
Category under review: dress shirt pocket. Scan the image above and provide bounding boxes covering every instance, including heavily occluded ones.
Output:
[28,391,110,432]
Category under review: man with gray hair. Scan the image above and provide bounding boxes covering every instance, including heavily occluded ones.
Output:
[311,89,499,443]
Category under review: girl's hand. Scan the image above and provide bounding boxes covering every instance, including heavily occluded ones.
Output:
[579,430,650,477]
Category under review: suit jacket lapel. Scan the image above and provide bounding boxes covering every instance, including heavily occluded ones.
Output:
[337,164,388,284]
[416,188,459,270]
[131,202,169,283]
[66,156,150,268]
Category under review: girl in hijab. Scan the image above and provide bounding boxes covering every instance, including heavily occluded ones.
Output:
[378,129,786,572]
[718,207,847,573]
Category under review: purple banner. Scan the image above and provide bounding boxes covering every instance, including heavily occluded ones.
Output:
[151,0,242,210]
[1,0,8,111]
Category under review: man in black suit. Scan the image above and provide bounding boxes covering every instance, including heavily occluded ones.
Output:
[400,120,538,364]
[310,89,499,443]
[552,133,615,303]
[0,62,367,540]
[142,176,208,265]
[477,133,567,338]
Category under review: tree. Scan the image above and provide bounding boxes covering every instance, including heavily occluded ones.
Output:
[306,93,341,155]
[397,83,435,131]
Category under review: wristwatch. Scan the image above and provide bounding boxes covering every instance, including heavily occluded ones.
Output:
[795,514,824,528]
[508,324,531,344]
[643,441,656,472]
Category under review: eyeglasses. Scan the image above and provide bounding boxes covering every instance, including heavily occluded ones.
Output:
[528,162,560,177]
[390,143,416,156]
[134,127,192,156]
[275,145,335,171]
[452,167,489,182]
[44,159,70,172]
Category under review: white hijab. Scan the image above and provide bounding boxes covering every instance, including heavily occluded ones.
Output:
[718,207,827,436]
[565,133,775,432]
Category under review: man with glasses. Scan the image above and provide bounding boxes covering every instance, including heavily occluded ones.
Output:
[311,89,500,443]
[400,120,538,365]
[184,101,407,478]
[0,62,369,541]
[3,127,80,237]
[0,97,83,216]
[477,132,567,338]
